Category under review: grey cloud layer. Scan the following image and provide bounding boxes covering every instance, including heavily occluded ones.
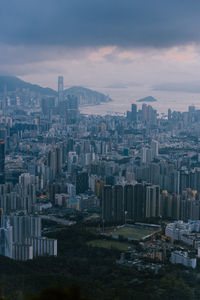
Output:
[1,0,200,48]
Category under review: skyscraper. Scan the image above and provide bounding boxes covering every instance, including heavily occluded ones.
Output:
[113,185,124,223]
[48,146,63,180]
[102,185,113,222]
[134,183,146,219]
[151,140,159,158]
[145,185,160,218]
[124,184,134,220]
[0,140,5,184]
[75,171,89,194]
[59,95,79,124]
[58,76,64,102]
[131,103,137,122]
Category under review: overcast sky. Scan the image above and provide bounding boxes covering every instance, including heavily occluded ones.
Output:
[1,0,200,91]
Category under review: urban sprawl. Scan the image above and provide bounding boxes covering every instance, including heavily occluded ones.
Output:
[1,76,200,270]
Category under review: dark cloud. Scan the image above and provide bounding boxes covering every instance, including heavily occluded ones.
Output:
[0,0,200,48]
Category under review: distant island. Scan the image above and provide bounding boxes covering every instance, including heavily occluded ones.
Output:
[136,96,157,103]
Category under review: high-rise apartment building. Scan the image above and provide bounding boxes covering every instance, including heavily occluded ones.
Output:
[102,185,113,222]
[0,140,5,184]
[151,140,159,158]
[8,215,41,243]
[75,171,89,194]
[131,104,137,122]
[0,214,57,260]
[0,219,13,258]
[48,145,63,180]
[124,184,134,221]
[102,183,161,223]
[145,185,160,218]
[12,243,33,261]
[59,95,79,124]
[113,185,124,223]
[25,236,57,257]
[18,173,37,212]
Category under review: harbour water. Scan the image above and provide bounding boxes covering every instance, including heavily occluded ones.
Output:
[80,85,200,116]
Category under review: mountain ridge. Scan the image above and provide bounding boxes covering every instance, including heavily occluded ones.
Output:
[0,75,56,95]
[64,86,112,105]
[0,76,112,106]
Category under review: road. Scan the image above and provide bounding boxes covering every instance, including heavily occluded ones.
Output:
[41,215,76,226]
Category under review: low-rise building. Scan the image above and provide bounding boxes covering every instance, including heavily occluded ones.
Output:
[170,251,196,269]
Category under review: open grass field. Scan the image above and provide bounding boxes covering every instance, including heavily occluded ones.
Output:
[105,225,159,240]
[87,239,134,251]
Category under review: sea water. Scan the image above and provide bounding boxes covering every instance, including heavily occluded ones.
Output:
[80,85,200,116]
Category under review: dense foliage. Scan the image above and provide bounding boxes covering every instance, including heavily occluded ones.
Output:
[0,225,199,299]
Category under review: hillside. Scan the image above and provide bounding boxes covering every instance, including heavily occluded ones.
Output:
[0,76,56,95]
[64,86,112,106]
[0,226,197,300]
[0,77,112,106]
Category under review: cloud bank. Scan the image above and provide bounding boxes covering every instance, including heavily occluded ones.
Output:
[1,0,200,48]
[1,0,200,90]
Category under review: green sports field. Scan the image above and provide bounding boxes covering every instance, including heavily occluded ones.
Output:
[105,225,159,240]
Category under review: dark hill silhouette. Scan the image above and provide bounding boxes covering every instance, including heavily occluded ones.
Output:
[0,77,112,106]
[0,76,56,95]
[64,86,112,105]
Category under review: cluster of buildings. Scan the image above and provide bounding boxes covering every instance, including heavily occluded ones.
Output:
[114,222,198,270]
[0,214,57,260]
[102,184,200,223]
[165,220,200,248]
[102,183,160,222]
[164,220,200,269]
[2,75,200,265]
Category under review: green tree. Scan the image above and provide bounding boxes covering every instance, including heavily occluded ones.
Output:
[25,285,92,300]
